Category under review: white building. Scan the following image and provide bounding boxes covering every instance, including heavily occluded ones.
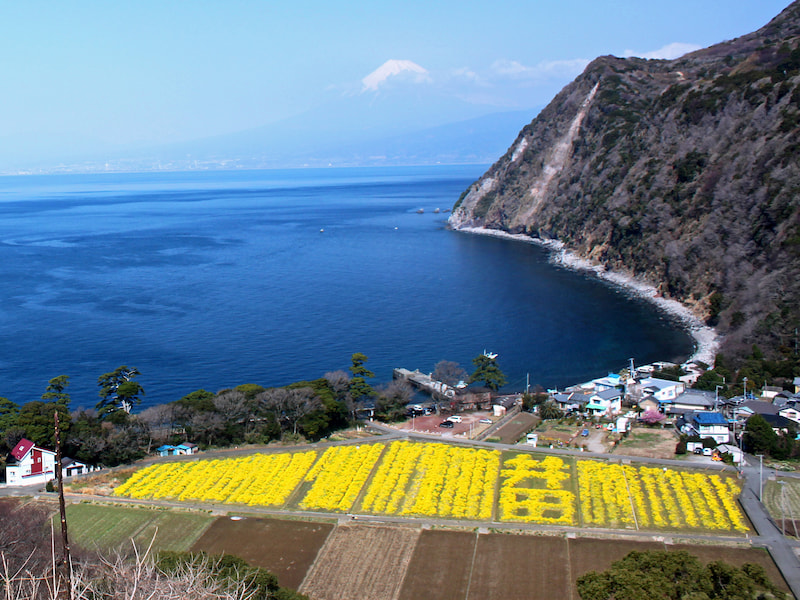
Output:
[586,388,623,417]
[691,412,731,444]
[640,377,686,405]
[5,438,91,486]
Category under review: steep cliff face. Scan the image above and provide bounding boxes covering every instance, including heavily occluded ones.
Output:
[450,1,800,359]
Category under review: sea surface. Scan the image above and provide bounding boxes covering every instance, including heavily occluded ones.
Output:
[0,166,693,411]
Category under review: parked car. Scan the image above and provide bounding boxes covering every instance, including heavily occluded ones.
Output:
[438,421,454,428]
[479,418,492,424]
[446,415,462,423]
[581,429,589,437]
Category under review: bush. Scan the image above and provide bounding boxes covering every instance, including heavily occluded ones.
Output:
[675,439,688,454]
[155,551,303,600]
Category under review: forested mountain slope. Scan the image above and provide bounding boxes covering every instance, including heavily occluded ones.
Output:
[450,1,800,360]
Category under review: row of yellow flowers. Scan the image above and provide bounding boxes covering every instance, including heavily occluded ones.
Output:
[359,440,499,520]
[112,441,748,533]
[577,462,748,532]
[299,444,384,512]
[112,451,317,506]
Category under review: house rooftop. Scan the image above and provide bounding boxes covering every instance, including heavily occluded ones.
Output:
[595,388,621,400]
[640,377,682,391]
[760,414,797,429]
[10,439,35,461]
[692,412,728,426]
[674,391,715,407]
[739,400,780,416]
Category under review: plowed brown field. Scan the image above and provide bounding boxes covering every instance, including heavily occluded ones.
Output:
[398,529,477,600]
[185,517,789,599]
[190,516,333,590]
[469,534,570,600]
[299,524,419,600]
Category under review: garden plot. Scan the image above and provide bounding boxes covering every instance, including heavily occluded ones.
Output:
[397,530,477,600]
[299,524,420,600]
[191,516,333,590]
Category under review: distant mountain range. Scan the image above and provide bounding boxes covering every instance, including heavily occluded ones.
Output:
[145,108,539,170]
[2,95,539,174]
[450,1,800,360]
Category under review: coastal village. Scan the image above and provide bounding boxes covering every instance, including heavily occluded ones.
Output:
[389,357,791,466]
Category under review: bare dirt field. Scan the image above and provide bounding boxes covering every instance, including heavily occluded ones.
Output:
[492,412,539,444]
[614,427,678,459]
[299,523,420,600]
[469,533,570,600]
[397,529,477,600]
[191,516,333,590]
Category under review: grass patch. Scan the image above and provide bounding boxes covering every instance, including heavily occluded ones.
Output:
[63,503,214,554]
[764,479,800,523]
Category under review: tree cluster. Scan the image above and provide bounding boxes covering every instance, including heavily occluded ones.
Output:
[0,356,376,472]
[577,549,787,600]
[742,413,799,460]
[694,347,800,399]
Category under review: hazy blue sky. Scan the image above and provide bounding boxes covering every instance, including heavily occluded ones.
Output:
[0,1,792,160]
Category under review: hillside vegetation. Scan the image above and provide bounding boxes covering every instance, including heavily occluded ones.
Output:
[450,1,800,361]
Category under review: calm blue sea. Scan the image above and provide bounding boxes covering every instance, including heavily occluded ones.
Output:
[0,166,693,411]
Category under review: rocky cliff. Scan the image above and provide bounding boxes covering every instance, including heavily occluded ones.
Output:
[449,1,800,360]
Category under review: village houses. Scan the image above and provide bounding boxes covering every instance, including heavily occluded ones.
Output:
[5,438,92,486]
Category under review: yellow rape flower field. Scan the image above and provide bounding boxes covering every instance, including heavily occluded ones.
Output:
[113,440,748,534]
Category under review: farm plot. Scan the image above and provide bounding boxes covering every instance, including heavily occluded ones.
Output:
[468,533,569,600]
[298,444,384,512]
[577,461,748,533]
[764,478,800,534]
[397,530,477,600]
[491,412,539,444]
[113,451,317,506]
[64,504,212,553]
[191,516,333,590]
[359,441,499,520]
[299,524,420,600]
[111,440,748,534]
[498,454,576,525]
[614,427,679,459]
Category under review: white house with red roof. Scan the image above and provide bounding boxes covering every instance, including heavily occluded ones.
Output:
[5,438,91,486]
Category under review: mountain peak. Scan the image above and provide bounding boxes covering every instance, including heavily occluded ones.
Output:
[361,59,431,92]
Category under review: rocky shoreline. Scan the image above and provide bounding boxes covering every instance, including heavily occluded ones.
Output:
[454,226,720,367]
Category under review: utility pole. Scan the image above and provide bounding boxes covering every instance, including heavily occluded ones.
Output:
[54,410,72,600]
[756,454,764,502]
[779,480,787,535]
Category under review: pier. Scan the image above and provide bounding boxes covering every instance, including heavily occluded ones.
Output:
[393,368,457,401]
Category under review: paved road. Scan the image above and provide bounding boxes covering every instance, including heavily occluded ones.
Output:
[739,456,800,598]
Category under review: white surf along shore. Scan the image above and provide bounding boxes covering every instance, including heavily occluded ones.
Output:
[456,226,720,367]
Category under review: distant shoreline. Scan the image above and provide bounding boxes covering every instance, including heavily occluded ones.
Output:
[455,226,719,367]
